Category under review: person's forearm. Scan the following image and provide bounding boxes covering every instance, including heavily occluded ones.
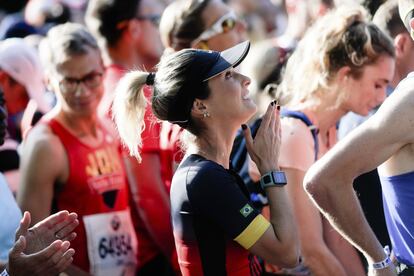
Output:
[266,186,299,266]
[306,179,386,265]
[302,245,347,276]
[323,220,365,276]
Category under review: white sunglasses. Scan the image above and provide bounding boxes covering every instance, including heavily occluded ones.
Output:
[193,11,238,44]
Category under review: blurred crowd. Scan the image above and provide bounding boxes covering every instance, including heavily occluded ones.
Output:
[0,0,413,275]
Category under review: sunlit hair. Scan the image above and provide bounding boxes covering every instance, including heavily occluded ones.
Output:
[112,49,210,159]
[159,0,211,51]
[374,0,407,38]
[276,5,395,107]
[39,22,100,75]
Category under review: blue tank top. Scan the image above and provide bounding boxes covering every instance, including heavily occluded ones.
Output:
[0,173,21,261]
[380,171,414,265]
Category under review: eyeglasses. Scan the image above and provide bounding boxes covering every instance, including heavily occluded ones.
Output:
[58,72,103,94]
[194,11,238,43]
[136,14,161,27]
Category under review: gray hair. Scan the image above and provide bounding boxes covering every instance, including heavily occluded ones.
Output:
[39,22,100,74]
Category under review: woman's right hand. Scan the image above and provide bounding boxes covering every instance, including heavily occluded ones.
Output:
[243,100,281,175]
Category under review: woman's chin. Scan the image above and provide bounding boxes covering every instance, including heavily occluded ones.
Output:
[243,98,257,111]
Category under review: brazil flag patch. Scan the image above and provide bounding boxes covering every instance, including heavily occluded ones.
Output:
[240,204,254,217]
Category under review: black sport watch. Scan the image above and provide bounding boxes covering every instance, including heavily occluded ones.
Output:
[260,171,287,190]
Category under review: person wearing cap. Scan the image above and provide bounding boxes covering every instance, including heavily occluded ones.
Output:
[17,23,138,275]
[303,1,414,275]
[157,0,248,173]
[112,41,299,275]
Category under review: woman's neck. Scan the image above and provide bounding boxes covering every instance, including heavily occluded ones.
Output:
[189,124,239,169]
[295,96,347,134]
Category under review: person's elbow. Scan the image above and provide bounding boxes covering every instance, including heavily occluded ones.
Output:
[303,165,329,205]
[264,241,300,268]
[280,245,301,268]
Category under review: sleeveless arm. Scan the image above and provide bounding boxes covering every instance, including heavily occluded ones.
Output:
[304,78,414,273]
[17,125,66,225]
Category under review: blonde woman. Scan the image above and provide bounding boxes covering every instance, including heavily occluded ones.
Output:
[252,5,395,276]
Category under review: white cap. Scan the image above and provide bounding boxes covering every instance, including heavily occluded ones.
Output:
[0,38,50,113]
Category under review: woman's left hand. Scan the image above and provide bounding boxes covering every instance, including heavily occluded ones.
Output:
[243,100,281,175]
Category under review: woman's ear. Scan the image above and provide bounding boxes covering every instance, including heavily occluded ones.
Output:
[191,99,208,117]
[127,19,142,40]
[336,66,351,83]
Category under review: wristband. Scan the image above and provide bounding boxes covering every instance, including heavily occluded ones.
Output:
[1,269,9,276]
[371,246,392,270]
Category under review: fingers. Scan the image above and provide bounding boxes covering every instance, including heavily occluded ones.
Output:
[15,212,30,241]
[257,101,275,134]
[9,236,26,257]
[52,247,75,272]
[53,213,79,241]
[274,103,281,137]
[32,211,79,242]
[257,101,278,139]
[35,210,70,230]
[60,232,77,242]
[46,241,71,269]
[32,240,63,260]
[25,240,74,275]
[269,101,277,133]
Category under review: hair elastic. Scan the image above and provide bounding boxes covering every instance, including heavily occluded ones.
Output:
[146,72,155,86]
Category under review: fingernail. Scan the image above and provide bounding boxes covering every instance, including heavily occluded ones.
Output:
[271,101,274,106]
[241,124,247,130]
[277,105,280,111]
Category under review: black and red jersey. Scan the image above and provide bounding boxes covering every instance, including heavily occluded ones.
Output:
[170,154,270,275]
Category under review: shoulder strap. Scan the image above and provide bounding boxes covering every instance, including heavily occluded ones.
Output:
[231,118,262,171]
[250,118,262,137]
[281,109,319,161]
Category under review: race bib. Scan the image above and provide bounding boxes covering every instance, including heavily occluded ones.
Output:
[83,209,137,276]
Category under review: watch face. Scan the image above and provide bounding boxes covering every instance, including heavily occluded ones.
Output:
[272,171,287,184]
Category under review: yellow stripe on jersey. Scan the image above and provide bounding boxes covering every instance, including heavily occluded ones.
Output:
[234,214,271,249]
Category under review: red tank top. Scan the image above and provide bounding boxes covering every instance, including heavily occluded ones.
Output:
[46,118,132,273]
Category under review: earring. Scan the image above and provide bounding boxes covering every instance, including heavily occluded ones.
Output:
[203,111,210,118]
[200,42,209,50]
